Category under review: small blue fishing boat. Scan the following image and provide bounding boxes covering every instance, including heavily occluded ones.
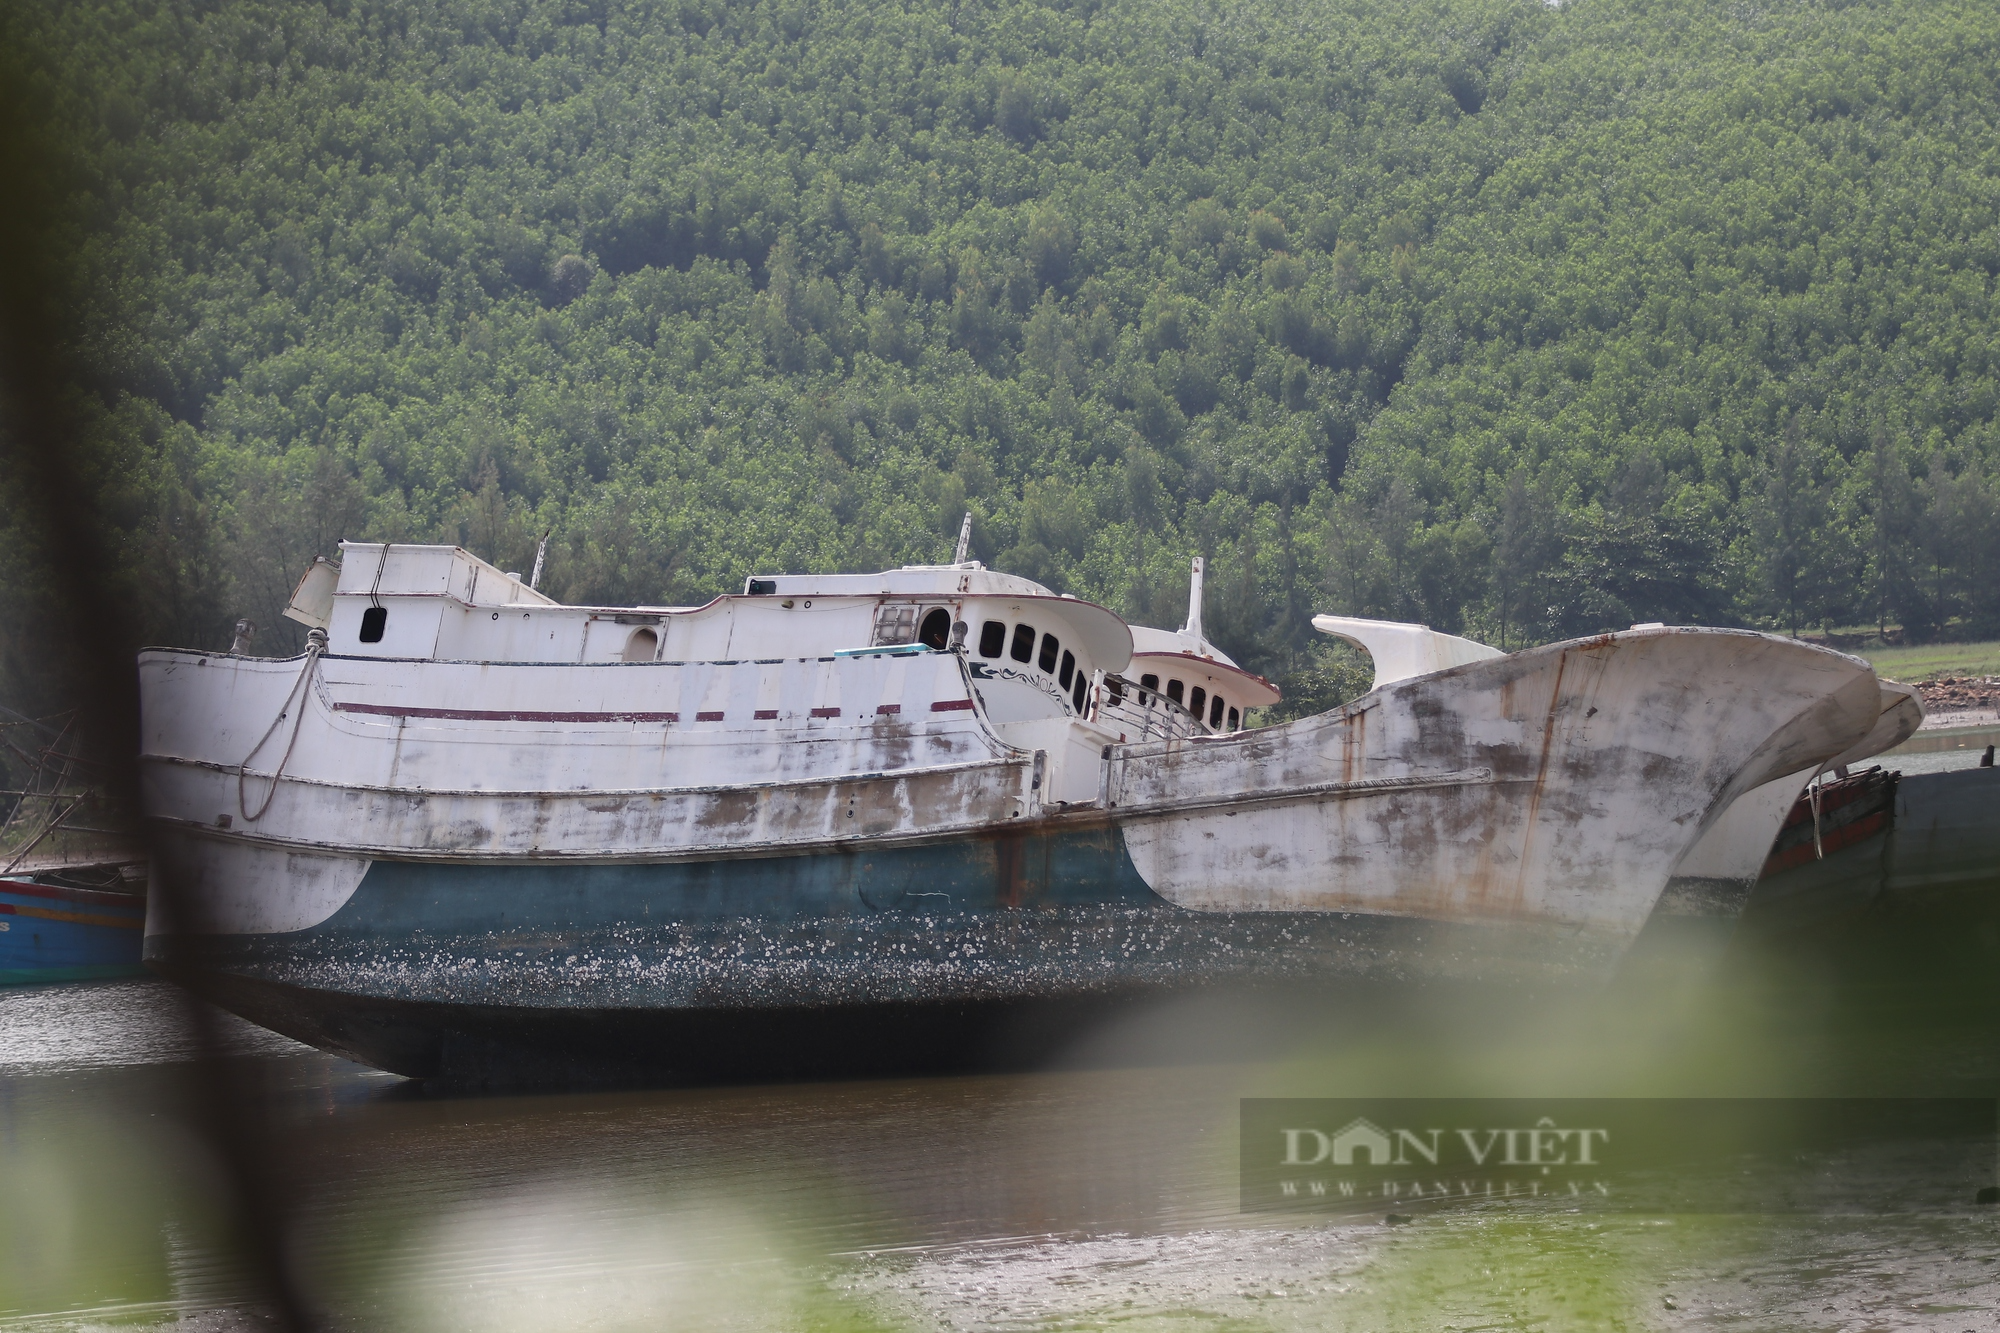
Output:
[0,873,147,985]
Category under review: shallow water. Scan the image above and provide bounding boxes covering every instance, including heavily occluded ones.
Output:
[4,867,2000,1331]
[1885,747,1994,776]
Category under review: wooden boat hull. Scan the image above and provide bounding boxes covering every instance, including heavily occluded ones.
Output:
[1654,681,1924,920]
[1741,765,2000,931]
[0,878,146,985]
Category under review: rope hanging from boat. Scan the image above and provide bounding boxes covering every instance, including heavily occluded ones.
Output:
[238,628,326,823]
[1806,760,1828,860]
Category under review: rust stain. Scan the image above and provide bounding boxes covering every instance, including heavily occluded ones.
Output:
[1503,646,1572,913]
[1340,708,1365,785]
[955,812,1085,909]
[992,828,1028,908]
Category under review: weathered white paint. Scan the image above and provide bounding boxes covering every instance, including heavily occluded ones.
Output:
[145,834,367,935]
[142,546,1886,963]
[1311,615,1507,691]
[141,649,1040,857]
[282,557,339,628]
[1667,679,1925,885]
[1665,779,1805,883]
[1111,628,1881,939]
[1831,680,1927,770]
[1127,627,1282,716]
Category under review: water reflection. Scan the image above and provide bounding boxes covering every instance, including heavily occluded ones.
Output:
[4,860,1999,1330]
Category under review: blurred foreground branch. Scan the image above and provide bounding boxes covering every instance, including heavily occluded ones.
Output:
[0,38,314,1333]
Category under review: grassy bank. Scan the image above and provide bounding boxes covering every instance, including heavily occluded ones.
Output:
[1860,641,2000,681]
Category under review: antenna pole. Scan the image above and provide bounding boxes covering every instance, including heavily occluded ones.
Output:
[953,511,973,565]
[529,529,551,590]
[1181,556,1205,640]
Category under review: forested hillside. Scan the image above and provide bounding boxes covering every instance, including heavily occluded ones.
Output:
[3,0,1998,712]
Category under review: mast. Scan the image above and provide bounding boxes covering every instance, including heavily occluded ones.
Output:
[1181,556,1205,641]
[953,511,973,566]
[529,530,551,590]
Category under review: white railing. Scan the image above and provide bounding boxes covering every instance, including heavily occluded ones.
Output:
[1092,674,1212,742]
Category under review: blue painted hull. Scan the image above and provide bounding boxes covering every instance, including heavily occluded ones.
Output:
[144,824,1611,1081]
[320,820,1162,932]
[1,877,147,986]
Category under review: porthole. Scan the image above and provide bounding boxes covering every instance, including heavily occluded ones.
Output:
[1071,671,1088,713]
[1139,674,1158,703]
[359,606,387,643]
[1166,679,1184,706]
[918,608,952,650]
[979,621,1006,657]
[1010,623,1036,663]
[1189,686,1207,720]
[1227,707,1240,731]
[1209,695,1225,728]
[1038,633,1060,674]
[1058,650,1075,689]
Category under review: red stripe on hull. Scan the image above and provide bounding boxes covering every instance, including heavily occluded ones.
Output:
[1763,809,1890,877]
[0,877,146,909]
[335,702,679,723]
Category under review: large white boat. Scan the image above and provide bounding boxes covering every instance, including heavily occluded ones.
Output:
[138,542,1884,1079]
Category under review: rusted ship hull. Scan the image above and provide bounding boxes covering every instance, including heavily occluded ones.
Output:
[140,606,1883,1078]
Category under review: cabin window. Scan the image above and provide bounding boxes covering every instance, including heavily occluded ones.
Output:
[622,627,658,662]
[1108,678,1125,706]
[919,608,952,650]
[1189,686,1207,720]
[871,603,917,645]
[1139,673,1158,703]
[1227,707,1240,731]
[1037,633,1060,674]
[1072,671,1089,713]
[359,606,387,643]
[1058,650,1076,688]
[1011,623,1036,663]
[979,621,1006,657]
[1166,679,1184,706]
[1209,695,1225,728]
